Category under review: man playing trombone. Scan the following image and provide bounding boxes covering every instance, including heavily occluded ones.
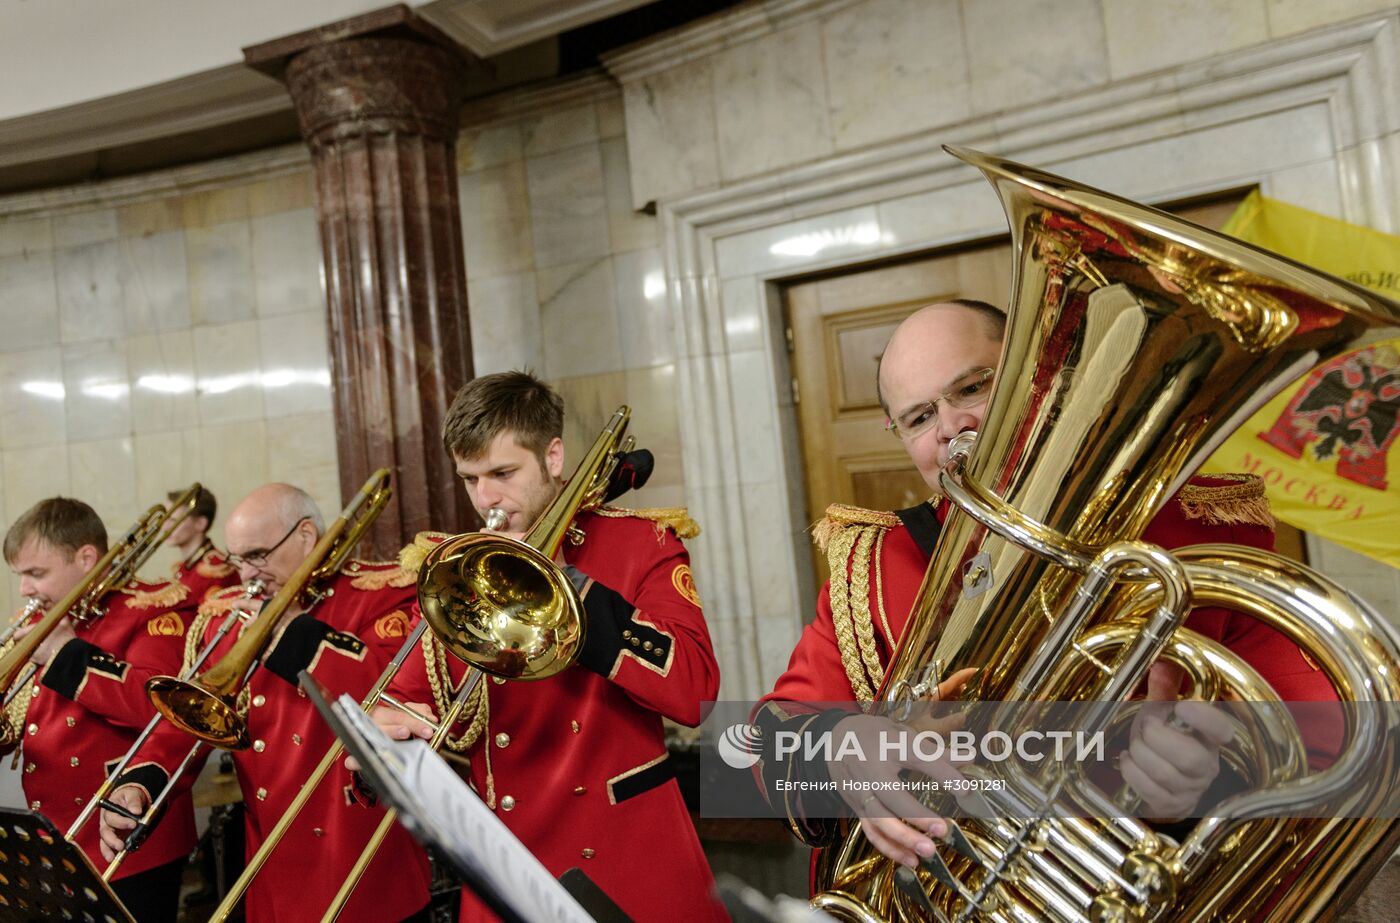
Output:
[2,497,198,923]
[98,483,433,923]
[163,485,240,602]
[365,371,728,922]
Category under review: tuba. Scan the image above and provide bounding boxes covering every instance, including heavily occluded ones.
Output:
[811,147,1400,921]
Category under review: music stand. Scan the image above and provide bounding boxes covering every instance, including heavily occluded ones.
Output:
[0,808,134,923]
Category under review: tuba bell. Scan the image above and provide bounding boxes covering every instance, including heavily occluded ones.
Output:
[810,147,1400,921]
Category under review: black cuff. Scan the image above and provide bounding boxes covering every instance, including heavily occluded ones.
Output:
[349,772,379,808]
[751,704,852,843]
[263,614,336,687]
[573,572,630,677]
[42,638,104,700]
[114,763,173,805]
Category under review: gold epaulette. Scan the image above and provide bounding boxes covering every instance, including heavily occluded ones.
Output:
[811,503,900,553]
[398,531,453,576]
[187,586,249,669]
[591,506,701,540]
[343,558,416,591]
[121,579,190,610]
[1178,474,1275,528]
[198,585,247,619]
[812,503,901,704]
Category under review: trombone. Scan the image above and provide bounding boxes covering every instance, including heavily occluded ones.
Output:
[213,407,634,923]
[146,468,395,748]
[0,484,203,707]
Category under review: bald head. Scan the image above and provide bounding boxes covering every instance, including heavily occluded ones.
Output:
[877,300,1006,488]
[224,484,325,592]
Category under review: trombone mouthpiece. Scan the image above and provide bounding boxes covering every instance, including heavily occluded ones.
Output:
[242,579,267,598]
[485,509,509,532]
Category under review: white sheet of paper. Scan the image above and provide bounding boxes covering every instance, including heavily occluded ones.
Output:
[333,694,595,923]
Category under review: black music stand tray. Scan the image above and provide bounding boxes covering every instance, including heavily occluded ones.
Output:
[0,808,134,923]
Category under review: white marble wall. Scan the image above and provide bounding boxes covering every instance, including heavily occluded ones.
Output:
[0,172,338,606]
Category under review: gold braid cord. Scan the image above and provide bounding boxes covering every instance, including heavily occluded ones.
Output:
[421,633,494,807]
[1178,474,1275,528]
[825,522,888,704]
[591,506,701,541]
[0,637,31,752]
[183,609,216,672]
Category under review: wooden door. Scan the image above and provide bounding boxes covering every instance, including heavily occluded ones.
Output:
[781,194,1300,593]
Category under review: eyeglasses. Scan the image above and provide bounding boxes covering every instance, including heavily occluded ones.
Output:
[884,367,995,440]
[226,518,309,570]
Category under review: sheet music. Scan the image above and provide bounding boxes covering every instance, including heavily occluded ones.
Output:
[328,692,596,923]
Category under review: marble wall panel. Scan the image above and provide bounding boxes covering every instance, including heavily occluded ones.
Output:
[192,320,264,425]
[601,137,658,254]
[1104,0,1271,81]
[250,207,322,317]
[620,57,721,208]
[0,347,65,449]
[613,247,672,370]
[2,444,72,516]
[525,144,610,270]
[55,239,127,344]
[711,22,834,182]
[719,277,766,354]
[69,436,137,526]
[520,102,600,158]
[1266,0,1400,37]
[459,162,535,281]
[133,429,203,512]
[963,0,1110,114]
[265,412,340,521]
[712,205,884,280]
[622,364,684,495]
[180,187,250,229]
[62,338,132,441]
[198,419,269,523]
[466,271,543,376]
[121,230,192,335]
[457,123,524,173]
[0,249,59,353]
[0,216,52,258]
[186,221,256,325]
[246,171,315,218]
[127,330,202,435]
[823,0,971,151]
[256,311,331,418]
[1264,158,1346,217]
[116,198,185,239]
[596,95,626,140]
[538,257,621,379]
[51,209,118,249]
[553,369,627,464]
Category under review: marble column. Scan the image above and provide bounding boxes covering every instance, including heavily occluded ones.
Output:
[246,8,477,558]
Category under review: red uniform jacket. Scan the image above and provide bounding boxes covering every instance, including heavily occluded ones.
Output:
[169,539,240,604]
[760,475,1341,848]
[387,509,726,923]
[118,561,432,923]
[0,578,199,879]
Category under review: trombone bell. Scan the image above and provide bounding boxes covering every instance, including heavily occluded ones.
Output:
[145,678,248,750]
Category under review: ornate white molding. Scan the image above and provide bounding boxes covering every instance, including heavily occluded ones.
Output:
[601,0,860,82]
[656,13,1400,699]
[420,0,652,57]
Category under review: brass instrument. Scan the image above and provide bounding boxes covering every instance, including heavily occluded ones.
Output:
[811,148,1400,922]
[145,469,394,749]
[0,597,43,647]
[0,484,203,707]
[212,408,631,923]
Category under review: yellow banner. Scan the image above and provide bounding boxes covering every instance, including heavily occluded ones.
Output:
[1202,191,1400,567]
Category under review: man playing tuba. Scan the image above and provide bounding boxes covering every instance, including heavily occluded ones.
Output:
[756,300,1340,868]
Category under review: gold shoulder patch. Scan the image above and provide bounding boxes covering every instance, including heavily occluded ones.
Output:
[198,585,248,619]
[592,506,700,541]
[398,531,453,576]
[124,580,190,610]
[147,612,185,637]
[344,558,417,591]
[195,555,235,579]
[374,609,413,639]
[1178,474,1275,528]
[671,564,702,607]
[811,503,900,553]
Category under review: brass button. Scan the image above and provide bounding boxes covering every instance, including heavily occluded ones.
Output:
[581,848,595,859]
[298,688,306,698]
[573,786,586,796]
[74,797,83,804]
[69,757,79,767]
[571,721,580,734]
[642,641,653,651]
[30,686,39,696]
[65,717,75,728]
[26,724,37,736]
[252,695,266,707]
[292,734,302,745]
[500,795,516,812]
[23,763,34,774]
[492,676,505,685]
[494,733,510,749]
[253,740,265,753]
[29,801,39,811]
[256,788,267,801]
[629,637,640,647]
[622,630,632,639]
[313,828,324,837]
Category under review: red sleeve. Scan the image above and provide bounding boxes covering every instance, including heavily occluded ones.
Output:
[572,531,719,727]
[761,582,859,708]
[43,606,192,732]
